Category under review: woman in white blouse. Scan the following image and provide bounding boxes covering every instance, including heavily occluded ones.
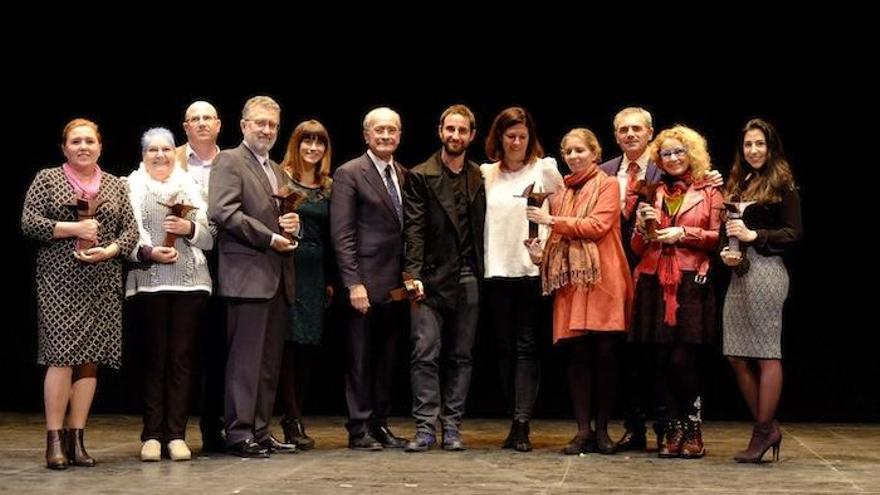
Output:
[481,107,563,451]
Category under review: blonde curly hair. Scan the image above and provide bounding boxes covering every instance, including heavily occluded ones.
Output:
[649,125,712,180]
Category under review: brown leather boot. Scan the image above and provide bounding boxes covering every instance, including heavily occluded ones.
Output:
[66,428,96,467]
[46,430,68,470]
[735,421,781,463]
[679,421,705,458]
[658,420,684,458]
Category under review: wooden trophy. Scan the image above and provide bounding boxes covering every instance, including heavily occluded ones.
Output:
[515,182,553,239]
[157,193,198,247]
[390,272,423,302]
[273,184,307,241]
[68,197,103,251]
[633,180,662,241]
[722,195,756,266]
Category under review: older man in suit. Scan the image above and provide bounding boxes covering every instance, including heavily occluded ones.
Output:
[331,107,408,450]
[208,95,299,457]
[401,104,485,452]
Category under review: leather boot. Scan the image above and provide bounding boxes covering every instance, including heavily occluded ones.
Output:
[735,421,781,463]
[513,420,532,452]
[281,416,315,451]
[66,428,96,467]
[45,430,68,470]
[679,421,705,458]
[658,419,684,458]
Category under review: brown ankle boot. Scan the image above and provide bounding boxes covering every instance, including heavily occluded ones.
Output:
[658,420,684,458]
[46,430,68,470]
[735,421,781,463]
[66,428,96,467]
[679,421,705,458]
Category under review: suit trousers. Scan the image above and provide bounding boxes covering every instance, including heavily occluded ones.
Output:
[344,300,405,436]
[410,274,479,433]
[224,287,288,445]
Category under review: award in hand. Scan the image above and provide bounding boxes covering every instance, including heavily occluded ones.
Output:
[722,195,756,266]
[389,272,423,302]
[68,197,104,251]
[515,182,552,239]
[634,180,661,241]
[157,193,198,248]
[273,184,306,241]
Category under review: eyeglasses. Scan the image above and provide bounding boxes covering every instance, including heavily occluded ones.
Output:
[659,148,688,160]
[245,119,280,131]
[186,115,217,124]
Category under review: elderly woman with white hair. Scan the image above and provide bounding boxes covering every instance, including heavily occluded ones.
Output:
[126,127,213,461]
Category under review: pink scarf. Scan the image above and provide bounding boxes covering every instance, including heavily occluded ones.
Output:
[62,162,102,199]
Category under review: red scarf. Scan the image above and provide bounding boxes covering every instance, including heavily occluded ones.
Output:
[657,172,692,326]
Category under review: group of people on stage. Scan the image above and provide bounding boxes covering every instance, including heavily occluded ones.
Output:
[21,98,801,470]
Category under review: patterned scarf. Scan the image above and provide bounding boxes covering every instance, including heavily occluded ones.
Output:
[62,162,102,199]
[540,163,603,295]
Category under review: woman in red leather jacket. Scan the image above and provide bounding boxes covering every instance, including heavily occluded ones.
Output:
[630,125,722,459]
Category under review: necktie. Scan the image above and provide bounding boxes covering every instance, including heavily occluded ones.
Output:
[623,161,641,219]
[383,164,403,223]
[263,160,278,193]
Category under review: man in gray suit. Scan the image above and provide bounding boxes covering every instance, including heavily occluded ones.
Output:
[331,107,408,450]
[208,95,299,457]
[401,104,485,452]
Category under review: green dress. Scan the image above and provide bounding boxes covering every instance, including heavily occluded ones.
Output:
[288,180,331,344]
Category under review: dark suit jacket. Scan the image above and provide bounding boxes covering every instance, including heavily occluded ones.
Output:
[330,152,407,305]
[600,155,663,268]
[208,143,295,302]
[403,151,485,311]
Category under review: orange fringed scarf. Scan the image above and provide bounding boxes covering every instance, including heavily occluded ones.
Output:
[541,164,604,295]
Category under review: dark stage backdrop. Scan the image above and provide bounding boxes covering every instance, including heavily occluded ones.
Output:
[4,69,875,422]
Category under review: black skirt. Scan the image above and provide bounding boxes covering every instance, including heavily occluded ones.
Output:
[630,271,716,344]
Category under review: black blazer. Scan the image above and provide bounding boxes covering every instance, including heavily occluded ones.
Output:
[330,152,407,304]
[403,151,485,311]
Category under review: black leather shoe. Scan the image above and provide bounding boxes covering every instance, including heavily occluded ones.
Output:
[502,421,517,449]
[442,430,466,451]
[404,431,436,452]
[615,428,647,451]
[227,439,270,458]
[348,433,383,451]
[371,425,406,448]
[258,435,297,454]
[562,431,597,455]
[281,417,315,451]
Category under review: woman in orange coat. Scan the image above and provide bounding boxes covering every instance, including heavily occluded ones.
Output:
[526,128,633,455]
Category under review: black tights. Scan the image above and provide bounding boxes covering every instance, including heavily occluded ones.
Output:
[654,344,700,420]
[277,342,317,419]
[566,334,619,434]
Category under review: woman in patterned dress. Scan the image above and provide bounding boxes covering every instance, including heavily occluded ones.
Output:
[275,120,334,450]
[721,118,802,463]
[21,118,138,469]
[125,128,213,462]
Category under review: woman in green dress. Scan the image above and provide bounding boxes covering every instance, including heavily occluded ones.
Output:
[276,120,334,449]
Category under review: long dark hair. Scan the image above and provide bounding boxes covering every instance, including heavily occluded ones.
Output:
[725,118,794,203]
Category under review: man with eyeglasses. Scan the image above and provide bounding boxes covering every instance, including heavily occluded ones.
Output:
[174,100,228,454]
[208,95,300,458]
[331,107,409,450]
[177,101,222,195]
